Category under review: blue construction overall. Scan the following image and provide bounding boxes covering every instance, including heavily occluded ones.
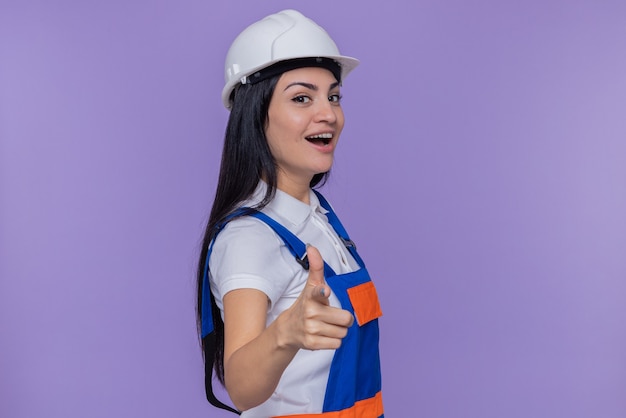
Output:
[202,191,384,417]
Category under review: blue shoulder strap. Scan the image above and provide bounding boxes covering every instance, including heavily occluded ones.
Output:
[249,211,338,280]
[313,190,365,268]
[200,206,327,337]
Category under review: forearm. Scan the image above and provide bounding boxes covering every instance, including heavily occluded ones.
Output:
[224,315,297,411]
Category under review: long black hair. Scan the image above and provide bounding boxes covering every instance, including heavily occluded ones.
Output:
[196,71,329,400]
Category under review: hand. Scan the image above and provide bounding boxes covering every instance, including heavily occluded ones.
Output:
[278,245,354,351]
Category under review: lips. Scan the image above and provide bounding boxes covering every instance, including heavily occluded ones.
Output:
[305,132,333,146]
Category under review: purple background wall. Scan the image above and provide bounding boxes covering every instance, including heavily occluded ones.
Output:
[1,1,625,417]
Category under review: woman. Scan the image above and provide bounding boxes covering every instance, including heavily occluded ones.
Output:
[197,10,383,417]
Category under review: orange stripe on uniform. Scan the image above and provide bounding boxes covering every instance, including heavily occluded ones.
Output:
[273,391,383,418]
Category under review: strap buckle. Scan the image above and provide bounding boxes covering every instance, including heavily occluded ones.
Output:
[341,237,357,250]
[296,253,309,270]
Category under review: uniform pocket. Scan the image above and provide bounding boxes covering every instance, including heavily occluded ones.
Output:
[346,281,383,326]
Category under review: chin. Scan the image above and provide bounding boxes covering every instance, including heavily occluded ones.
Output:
[314,159,334,174]
[313,166,333,177]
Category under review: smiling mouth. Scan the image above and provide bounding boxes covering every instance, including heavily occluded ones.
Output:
[305,133,332,146]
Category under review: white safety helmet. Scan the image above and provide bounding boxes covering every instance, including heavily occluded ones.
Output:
[222,9,359,109]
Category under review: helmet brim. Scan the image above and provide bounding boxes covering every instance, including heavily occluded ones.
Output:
[222,55,359,109]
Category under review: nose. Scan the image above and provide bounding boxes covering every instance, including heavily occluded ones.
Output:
[314,99,338,124]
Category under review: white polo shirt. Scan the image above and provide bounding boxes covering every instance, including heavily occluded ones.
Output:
[209,182,359,416]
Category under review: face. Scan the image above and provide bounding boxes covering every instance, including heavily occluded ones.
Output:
[265,66,344,193]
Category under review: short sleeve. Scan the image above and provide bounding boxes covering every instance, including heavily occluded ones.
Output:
[208,216,301,312]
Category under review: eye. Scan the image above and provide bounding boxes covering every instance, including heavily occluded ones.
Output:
[292,95,311,104]
[329,94,343,104]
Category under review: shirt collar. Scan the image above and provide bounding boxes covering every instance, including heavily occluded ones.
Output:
[249,181,327,227]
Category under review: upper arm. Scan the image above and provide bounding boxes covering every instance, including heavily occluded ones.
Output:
[222,288,270,366]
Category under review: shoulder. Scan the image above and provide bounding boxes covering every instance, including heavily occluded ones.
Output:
[218,214,281,246]
[211,215,288,266]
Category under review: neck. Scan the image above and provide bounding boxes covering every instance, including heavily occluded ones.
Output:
[276,173,311,204]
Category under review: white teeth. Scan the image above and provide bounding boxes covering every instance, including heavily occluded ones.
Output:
[306,133,333,139]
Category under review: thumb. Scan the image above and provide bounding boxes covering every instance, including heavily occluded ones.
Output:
[305,245,329,301]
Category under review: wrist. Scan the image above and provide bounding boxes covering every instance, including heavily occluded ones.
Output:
[273,311,297,351]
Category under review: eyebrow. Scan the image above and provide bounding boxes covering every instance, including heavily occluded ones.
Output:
[283,81,340,92]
